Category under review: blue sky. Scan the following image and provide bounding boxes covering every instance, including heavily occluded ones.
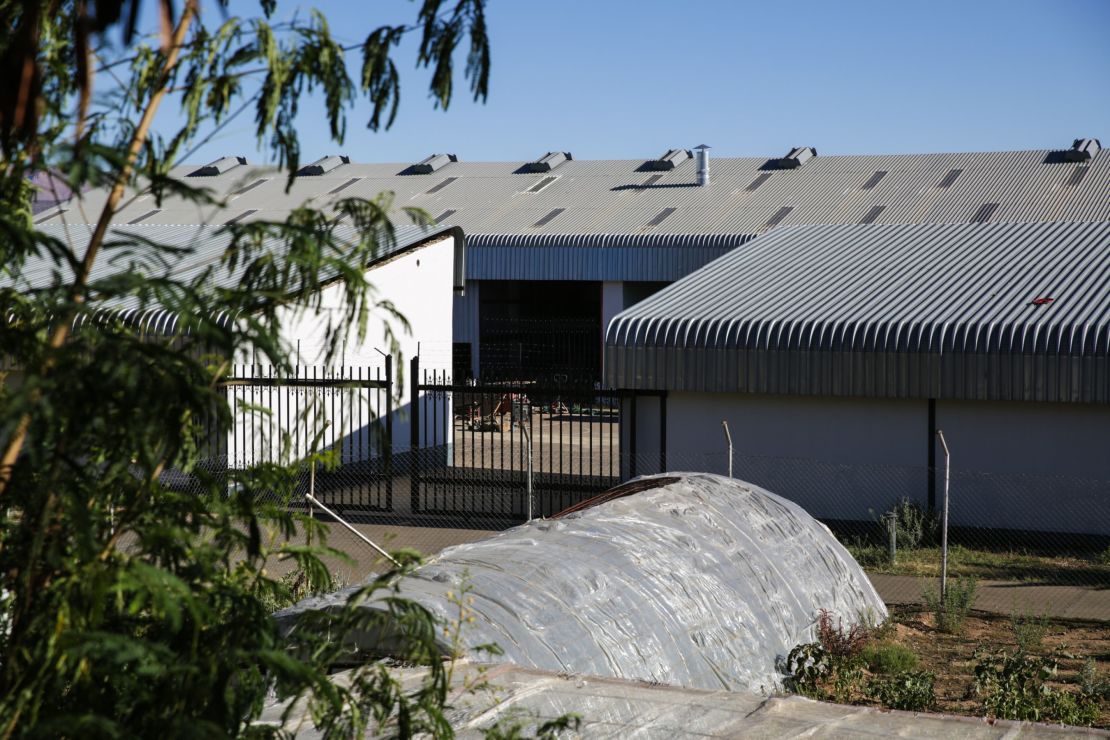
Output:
[162,0,1110,163]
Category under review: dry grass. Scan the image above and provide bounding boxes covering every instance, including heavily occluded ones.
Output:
[848,543,1110,587]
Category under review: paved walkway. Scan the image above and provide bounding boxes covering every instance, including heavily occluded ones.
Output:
[259,661,1107,738]
[869,573,1110,622]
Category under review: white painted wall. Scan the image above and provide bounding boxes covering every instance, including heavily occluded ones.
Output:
[635,391,1110,535]
[600,281,624,375]
[935,400,1110,534]
[645,392,927,521]
[229,234,456,465]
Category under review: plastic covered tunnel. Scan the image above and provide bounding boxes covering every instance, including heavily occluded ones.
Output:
[277,473,886,693]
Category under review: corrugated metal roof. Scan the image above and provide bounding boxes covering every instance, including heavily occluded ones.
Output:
[33,147,1110,239]
[6,223,462,331]
[604,221,1110,403]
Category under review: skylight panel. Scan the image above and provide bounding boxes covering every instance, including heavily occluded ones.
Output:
[231,178,268,197]
[764,206,793,228]
[859,205,885,225]
[435,209,457,223]
[227,209,259,225]
[425,177,458,194]
[861,170,887,190]
[533,208,565,227]
[328,177,362,195]
[640,175,663,188]
[646,207,676,227]
[127,209,160,224]
[526,176,558,193]
[746,173,772,192]
[937,169,962,189]
[1067,166,1089,187]
[971,202,999,223]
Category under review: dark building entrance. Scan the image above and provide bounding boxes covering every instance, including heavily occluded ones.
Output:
[478,280,601,381]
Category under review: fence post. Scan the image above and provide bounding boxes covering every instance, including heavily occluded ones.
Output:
[385,355,393,510]
[885,512,897,564]
[628,394,637,479]
[410,355,420,514]
[937,429,951,605]
[659,392,668,473]
[721,420,733,478]
[520,421,533,521]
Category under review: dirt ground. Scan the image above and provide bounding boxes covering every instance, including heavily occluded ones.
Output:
[884,605,1110,727]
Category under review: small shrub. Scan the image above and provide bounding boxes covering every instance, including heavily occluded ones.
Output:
[922,576,977,634]
[856,607,896,641]
[784,637,871,705]
[816,609,871,659]
[867,670,936,711]
[1095,546,1110,566]
[1009,608,1049,653]
[880,498,939,550]
[862,642,919,674]
[973,647,1102,726]
[784,643,832,698]
[1080,657,1110,701]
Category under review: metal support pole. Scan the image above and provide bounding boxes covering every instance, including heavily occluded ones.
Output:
[519,421,533,521]
[309,459,315,520]
[305,492,400,568]
[937,429,951,605]
[721,420,733,478]
[886,512,897,564]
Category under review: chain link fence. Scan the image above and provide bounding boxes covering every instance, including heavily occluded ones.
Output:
[165,448,1110,604]
[161,363,1110,617]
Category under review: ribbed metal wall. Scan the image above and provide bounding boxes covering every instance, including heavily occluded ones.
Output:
[465,233,751,281]
[605,221,1110,403]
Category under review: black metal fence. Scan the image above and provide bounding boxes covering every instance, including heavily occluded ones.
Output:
[209,361,394,511]
[409,358,624,521]
[193,357,657,525]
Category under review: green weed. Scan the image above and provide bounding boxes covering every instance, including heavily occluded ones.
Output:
[923,576,977,634]
[862,642,919,674]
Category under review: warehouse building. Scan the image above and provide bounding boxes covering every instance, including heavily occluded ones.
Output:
[605,220,1110,535]
[35,138,1109,382]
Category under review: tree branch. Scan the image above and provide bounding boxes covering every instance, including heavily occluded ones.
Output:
[0,0,200,497]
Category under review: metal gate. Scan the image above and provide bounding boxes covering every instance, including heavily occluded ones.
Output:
[207,357,664,524]
[221,361,394,511]
[409,357,623,521]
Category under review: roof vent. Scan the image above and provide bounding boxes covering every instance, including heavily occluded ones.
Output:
[188,156,247,177]
[1064,138,1101,162]
[694,145,711,186]
[298,155,350,176]
[643,148,691,171]
[522,151,572,173]
[410,153,458,174]
[777,147,817,169]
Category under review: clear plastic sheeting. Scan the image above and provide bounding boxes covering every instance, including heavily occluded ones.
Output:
[276,473,886,693]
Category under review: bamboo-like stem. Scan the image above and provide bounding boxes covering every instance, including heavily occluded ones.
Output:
[0,1,199,497]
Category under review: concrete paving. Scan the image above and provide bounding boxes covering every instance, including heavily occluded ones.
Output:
[869,573,1110,622]
[257,661,1108,738]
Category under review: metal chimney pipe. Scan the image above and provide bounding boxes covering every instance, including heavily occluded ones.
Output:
[694,144,711,186]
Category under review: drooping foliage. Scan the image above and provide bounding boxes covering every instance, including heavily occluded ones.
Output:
[0,1,489,735]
